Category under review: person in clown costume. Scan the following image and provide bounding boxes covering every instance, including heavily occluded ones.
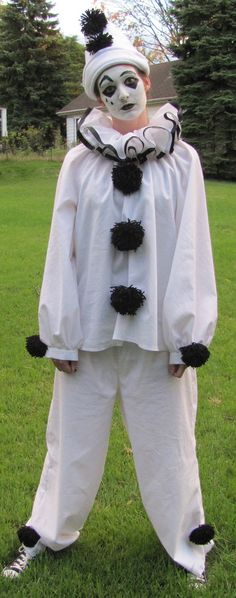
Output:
[3,9,217,586]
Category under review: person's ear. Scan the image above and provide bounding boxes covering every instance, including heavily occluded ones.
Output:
[143,76,151,93]
[97,97,105,107]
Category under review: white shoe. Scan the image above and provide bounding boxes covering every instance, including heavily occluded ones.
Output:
[187,571,207,590]
[2,540,45,578]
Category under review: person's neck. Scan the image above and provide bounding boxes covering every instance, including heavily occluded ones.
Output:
[112,109,149,134]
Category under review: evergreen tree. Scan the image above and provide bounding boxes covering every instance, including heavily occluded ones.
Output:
[170,0,236,179]
[0,0,83,131]
[62,36,84,100]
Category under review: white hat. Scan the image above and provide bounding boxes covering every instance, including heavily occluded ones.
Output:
[81,9,150,101]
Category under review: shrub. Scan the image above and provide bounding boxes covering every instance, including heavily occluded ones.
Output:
[0,125,65,156]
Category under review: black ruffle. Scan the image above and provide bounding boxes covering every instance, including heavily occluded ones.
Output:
[112,163,143,195]
[111,219,145,251]
[26,335,48,358]
[18,526,41,547]
[180,342,210,367]
[86,33,113,55]
[81,9,108,36]
[189,524,215,545]
[110,285,146,315]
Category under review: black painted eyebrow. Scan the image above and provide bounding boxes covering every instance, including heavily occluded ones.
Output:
[99,70,138,90]
[99,75,114,87]
[120,70,138,77]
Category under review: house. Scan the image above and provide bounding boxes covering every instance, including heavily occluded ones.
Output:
[57,61,178,147]
[0,107,8,137]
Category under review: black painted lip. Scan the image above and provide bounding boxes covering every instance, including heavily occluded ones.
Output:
[121,103,135,111]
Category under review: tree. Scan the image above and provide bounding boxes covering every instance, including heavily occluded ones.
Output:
[94,0,179,62]
[170,0,236,180]
[0,0,84,132]
[62,36,84,100]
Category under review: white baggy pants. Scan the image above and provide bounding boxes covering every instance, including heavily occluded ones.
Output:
[28,345,211,577]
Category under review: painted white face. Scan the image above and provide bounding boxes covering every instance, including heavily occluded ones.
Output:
[97,65,147,121]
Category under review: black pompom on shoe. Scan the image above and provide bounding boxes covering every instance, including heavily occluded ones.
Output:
[110,285,146,315]
[81,9,108,35]
[17,526,41,548]
[180,343,210,367]
[112,163,143,195]
[26,335,48,358]
[111,219,145,251]
[189,524,215,545]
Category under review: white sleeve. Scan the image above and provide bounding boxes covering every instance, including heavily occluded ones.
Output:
[38,151,82,360]
[162,143,217,366]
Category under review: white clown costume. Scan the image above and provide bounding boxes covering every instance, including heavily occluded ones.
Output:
[3,9,217,582]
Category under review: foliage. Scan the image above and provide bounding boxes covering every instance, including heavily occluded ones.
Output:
[0,124,65,155]
[0,0,84,131]
[62,36,85,101]
[170,0,236,180]
[94,0,179,62]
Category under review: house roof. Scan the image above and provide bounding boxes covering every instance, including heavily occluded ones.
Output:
[57,61,178,116]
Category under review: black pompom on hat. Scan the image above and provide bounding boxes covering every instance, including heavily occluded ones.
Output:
[86,32,113,55]
[81,9,108,36]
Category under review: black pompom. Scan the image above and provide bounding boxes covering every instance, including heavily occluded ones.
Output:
[26,335,47,358]
[17,526,41,548]
[110,285,146,315]
[86,33,113,55]
[111,219,145,251]
[180,342,210,367]
[81,9,108,36]
[112,163,143,195]
[189,524,215,545]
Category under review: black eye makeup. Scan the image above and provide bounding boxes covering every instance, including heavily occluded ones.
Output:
[99,70,140,99]
[124,76,138,89]
[102,85,116,98]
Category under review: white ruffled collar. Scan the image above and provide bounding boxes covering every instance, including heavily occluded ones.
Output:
[78,103,181,163]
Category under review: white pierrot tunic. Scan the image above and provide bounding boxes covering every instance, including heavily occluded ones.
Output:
[39,103,217,363]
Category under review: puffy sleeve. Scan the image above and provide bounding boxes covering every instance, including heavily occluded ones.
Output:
[38,150,83,360]
[162,142,217,367]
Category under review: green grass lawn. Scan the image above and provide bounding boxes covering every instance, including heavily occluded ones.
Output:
[0,160,235,597]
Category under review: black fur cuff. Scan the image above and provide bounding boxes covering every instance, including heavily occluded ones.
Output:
[26,335,48,358]
[110,285,146,315]
[189,524,215,545]
[112,163,143,195]
[180,343,210,367]
[111,219,145,251]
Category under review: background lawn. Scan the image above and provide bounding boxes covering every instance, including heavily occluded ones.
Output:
[0,159,235,597]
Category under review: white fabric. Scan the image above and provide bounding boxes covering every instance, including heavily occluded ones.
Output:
[83,23,150,100]
[39,104,217,363]
[27,346,212,577]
